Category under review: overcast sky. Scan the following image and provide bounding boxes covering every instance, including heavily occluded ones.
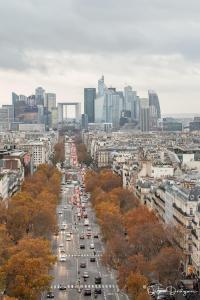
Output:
[0,0,200,114]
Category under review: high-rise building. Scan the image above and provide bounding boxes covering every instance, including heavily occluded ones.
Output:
[44,93,56,111]
[148,90,161,129]
[44,93,56,127]
[35,87,45,105]
[95,88,123,129]
[27,95,36,106]
[98,75,106,97]
[124,86,138,121]
[140,98,150,132]
[84,88,96,123]
[0,105,14,131]
[51,107,58,129]
[81,114,88,131]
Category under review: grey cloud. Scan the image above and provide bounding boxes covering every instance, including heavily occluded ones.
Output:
[1,0,200,72]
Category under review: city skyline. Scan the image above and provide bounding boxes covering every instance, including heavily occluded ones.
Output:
[1,1,200,114]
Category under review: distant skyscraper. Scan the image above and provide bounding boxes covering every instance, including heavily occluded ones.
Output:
[148,90,161,129]
[81,114,88,131]
[124,86,137,120]
[95,88,123,129]
[44,93,56,110]
[98,75,106,97]
[0,105,14,131]
[84,88,96,123]
[35,87,45,105]
[140,98,150,132]
[12,92,19,105]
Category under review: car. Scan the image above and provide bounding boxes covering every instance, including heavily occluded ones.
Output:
[80,262,86,268]
[90,243,94,249]
[90,257,96,262]
[94,288,102,294]
[80,234,85,239]
[83,272,89,278]
[46,291,54,298]
[83,214,88,218]
[84,220,89,226]
[86,232,91,237]
[59,244,64,248]
[80,244,85,249]
[63,206,67,209]
[58,211,63,215]
[84,288,91,296]
[59,285,67,290]
[87,227,91,231]
[60,256,66,262]
[94,234,99,238]
[66,236,71,241]
[60,249,65,253]
[95,276,102,284]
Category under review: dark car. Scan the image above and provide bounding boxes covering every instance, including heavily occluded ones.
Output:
[46,292,54,298]
[93,234,99,238]
[94,288,102,294]
[95,276,102,284]
[90,257,96,262]
[80,244,85,249]
[80,262,86,268]
[59,285,67,290]
[84,288,91,296]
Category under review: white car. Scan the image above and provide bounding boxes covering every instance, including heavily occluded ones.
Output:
[84,220,89,226]
[59,244,64,248]
[60,256,66,262]
[90,243,94,249]
[66,236,71,241]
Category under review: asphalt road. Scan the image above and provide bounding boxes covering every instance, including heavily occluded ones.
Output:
[43,167,129,300]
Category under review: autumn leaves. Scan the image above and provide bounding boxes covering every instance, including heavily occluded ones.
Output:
[84,169,183,300]
[0,164,61,300]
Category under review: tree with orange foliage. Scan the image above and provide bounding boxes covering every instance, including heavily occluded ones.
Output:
[126,272,148,299]
[2,237,55,300]
[124,206,158,232]
[98,170,121,192]
[111,187,139,213]
[0,202,7,224]
[128,222,170,260]
[53,142,65,163]
[151,247,183,284]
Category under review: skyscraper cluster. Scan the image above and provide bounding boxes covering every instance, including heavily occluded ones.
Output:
[84,76,161,131]
[0,87,57,131]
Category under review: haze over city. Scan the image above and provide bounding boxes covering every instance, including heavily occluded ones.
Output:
[1,0,200,114]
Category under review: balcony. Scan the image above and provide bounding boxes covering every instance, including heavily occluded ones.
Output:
[173,203,188,217]
[191,229,198,240]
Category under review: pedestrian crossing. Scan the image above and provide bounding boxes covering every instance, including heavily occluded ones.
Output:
[58,253,102,258]
[50,284,117,290]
